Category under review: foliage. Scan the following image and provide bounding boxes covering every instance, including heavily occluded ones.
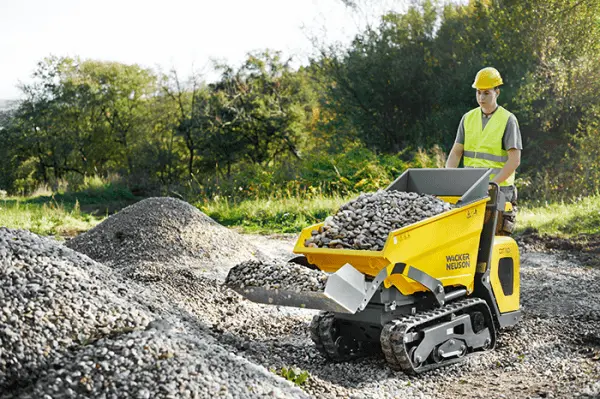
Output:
[191,144,444,201]
[199,193,350,233]
[313,0,443,152]
[270,367,310,386]
[1,0,600,204]
[517,195,600,236]
[311,0,600,200]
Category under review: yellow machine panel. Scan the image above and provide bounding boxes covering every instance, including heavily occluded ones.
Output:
[490,236,520,313]
[294,197,489,297]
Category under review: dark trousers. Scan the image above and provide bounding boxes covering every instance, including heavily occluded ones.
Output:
[497,185,517,235]
[499,185,518,204]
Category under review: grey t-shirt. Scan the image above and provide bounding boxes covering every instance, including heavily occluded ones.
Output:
[455,112,523,150]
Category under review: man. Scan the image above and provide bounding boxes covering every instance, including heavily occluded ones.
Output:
[445,67,522,232]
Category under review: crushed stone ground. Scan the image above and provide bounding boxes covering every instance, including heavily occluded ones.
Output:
[0,199,310,398]
[208,239,600,399]
[2,197,599,398]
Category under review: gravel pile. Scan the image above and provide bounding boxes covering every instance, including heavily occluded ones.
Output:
[304,190,452,251]
[6,321,308,399]
[225,260,328,292]
[0,228,310,398]
[0,228,150,389]
[66,197,264,279]
[4,196,599,399]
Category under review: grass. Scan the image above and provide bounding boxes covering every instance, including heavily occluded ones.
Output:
[0,198,102,238]
[517,195,600,237]
[203,193,600,237]
[197,193,354,234]
[3,183,600,240]
[0,181,140,238]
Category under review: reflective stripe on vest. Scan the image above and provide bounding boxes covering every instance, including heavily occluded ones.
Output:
[463,106,515,186]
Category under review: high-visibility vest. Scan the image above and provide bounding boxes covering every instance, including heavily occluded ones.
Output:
[463,106,515,186]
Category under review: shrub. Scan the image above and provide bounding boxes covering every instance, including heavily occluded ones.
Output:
[270,366,310,387]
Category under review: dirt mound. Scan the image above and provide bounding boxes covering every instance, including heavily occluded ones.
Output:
[66,197,264,279]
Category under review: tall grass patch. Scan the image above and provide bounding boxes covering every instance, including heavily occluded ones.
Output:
[198,194,353,233]
[0,198,101,237]
[517,195,600,236]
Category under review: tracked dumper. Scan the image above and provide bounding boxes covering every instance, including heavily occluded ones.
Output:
[231,168,521,374]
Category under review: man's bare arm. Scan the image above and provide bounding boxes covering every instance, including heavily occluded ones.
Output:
[445,143,464,168]
[492,149,521,184]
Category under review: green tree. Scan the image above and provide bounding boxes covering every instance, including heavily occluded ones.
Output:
[5,56,161,191]
[212,51,316,167]
[316,1,442,153]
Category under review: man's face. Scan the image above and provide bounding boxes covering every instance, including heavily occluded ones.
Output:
[476,88,499,107]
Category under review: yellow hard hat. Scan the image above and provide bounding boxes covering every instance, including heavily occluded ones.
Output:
[472,67,503,89]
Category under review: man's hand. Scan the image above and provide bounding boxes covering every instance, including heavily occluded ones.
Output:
[445,143,464,168]
[491,149,521,184]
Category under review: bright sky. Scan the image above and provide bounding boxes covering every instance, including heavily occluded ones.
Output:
[0,0,409,99]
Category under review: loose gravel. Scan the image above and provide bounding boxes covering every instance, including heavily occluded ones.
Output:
[6,321,308,399]
[225,260,328,292]
[0,226,309,399]
[520,252,600,322]
[66,197,264,279]
[213,238,600,399]
[3,194,599,399]
[304,190,452,251]
[0,228,150,390]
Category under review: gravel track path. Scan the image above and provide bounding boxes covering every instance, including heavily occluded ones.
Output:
[214,236,600,399]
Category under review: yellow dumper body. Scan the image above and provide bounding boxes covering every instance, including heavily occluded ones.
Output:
[294,197,488,297]
[232,168,522,374]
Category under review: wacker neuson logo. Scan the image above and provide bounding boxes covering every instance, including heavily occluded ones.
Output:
[446,253,471,270]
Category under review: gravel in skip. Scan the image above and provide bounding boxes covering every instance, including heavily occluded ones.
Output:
[0,228,150,390]
[304,190,452,251]
[66,197,264,279]
[5,321,308,399]
[225,260,328,292]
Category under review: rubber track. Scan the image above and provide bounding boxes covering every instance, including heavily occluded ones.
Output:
[381,297,495,375]
[310,311,378,362]
[380,320,403,370]
[309,312,326,355]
